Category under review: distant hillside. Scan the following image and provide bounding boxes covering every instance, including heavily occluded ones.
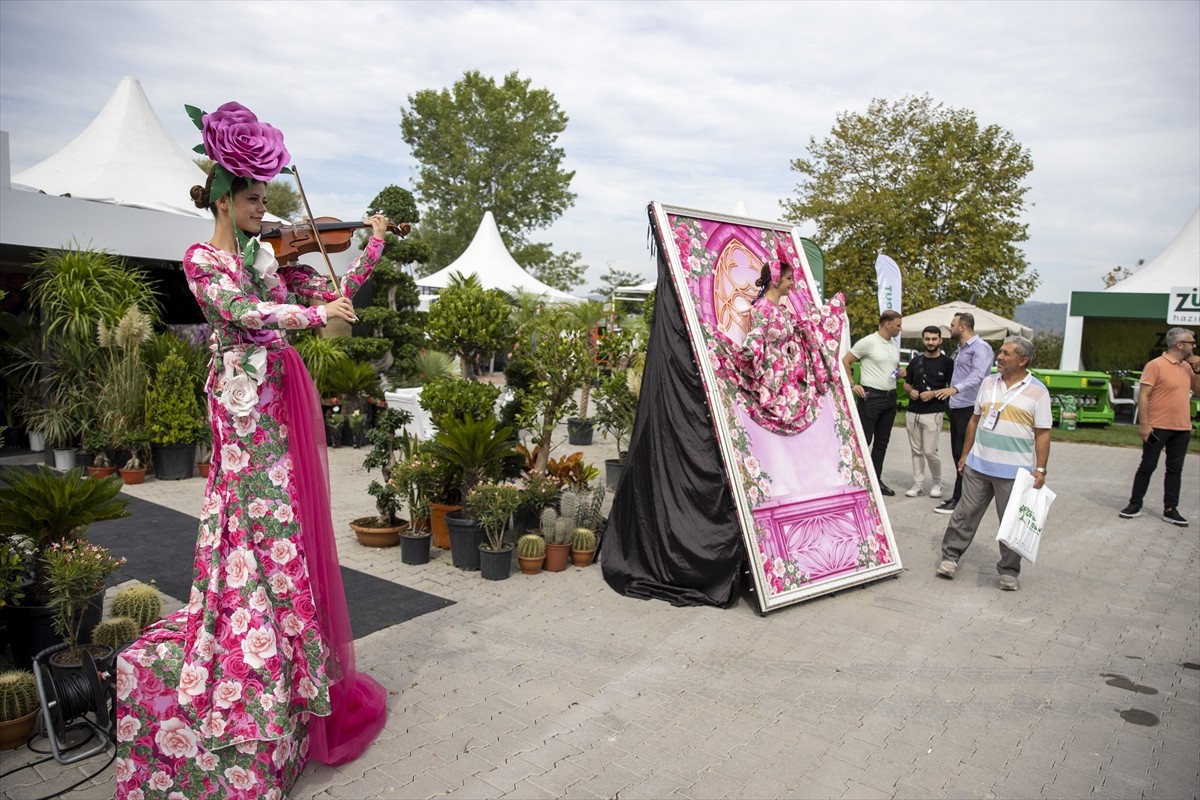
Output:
[1015,301,1067,335]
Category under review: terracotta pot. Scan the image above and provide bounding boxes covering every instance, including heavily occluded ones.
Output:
[198,462,211,479]
[349,516,408,548]
[544,542,571,572]
[87,465,117,479]
[119,467,147,485]
[428,502,462,550]
[571,548,596,568]
[517,555,545,575]
[0,708,39,750]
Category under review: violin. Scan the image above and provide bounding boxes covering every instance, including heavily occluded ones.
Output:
[260,217,412,262]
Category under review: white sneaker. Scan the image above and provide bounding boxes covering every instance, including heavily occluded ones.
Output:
[930,483,943,498]
[904,484,924,497]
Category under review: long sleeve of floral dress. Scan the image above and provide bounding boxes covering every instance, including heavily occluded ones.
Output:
[708,292,845,436]
[113,238,383,800]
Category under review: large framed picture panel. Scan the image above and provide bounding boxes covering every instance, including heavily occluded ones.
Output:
[649,202,903,612]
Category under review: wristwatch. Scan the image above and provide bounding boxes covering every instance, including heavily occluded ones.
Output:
[1034,467,1047,474]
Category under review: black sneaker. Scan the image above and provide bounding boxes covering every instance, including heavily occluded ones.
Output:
[934,498,958,515]
[1163,508,1189,527]
[879,483,896,497]
[1119,504,1141,519]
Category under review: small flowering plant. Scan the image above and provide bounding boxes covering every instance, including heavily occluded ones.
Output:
[43,540,126,653]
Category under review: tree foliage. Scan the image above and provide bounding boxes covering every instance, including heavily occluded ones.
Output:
[512,243,586,292]
[783,95,1037,337]
[425,275,514,380]
[593,264,645,316]
[1102,258,1143,289]
[400,70,576,272]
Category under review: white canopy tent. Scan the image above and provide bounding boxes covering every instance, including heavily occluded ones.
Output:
[415,211,579,310]
[1060,207,1200,370]
[900,300,1032,340]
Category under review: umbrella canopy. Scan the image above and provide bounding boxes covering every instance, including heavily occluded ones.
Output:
[900,301,1032,340]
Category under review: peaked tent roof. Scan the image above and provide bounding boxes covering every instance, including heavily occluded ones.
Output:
[900,300,1032,340]
[12,76,208,217]
[1104,207,1199,294]
[416,211,579,304]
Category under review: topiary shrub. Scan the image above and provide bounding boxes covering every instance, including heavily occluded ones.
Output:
[419,378,500,428]
[110,582,162,632]
[145,351,205,446]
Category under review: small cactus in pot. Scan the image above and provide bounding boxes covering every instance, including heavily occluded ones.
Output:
[91,616,141,650]
[571,528,597,568]
[111,582,163,632]
[516,533,546,575]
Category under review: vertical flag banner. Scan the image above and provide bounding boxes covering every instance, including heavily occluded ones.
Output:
[875,253,902,314]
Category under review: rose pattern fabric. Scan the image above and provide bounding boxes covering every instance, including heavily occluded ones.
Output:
[706,294,845,436]
[115,237,382,799]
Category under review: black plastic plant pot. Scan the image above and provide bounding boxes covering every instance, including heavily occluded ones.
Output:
[446,512,483,571]
[479,544,513,581]
[400,530,432,565]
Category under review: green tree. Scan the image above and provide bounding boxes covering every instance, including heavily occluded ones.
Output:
[1102,258,1143,289]
[783,95,1037,337]
[593,264,644,316]
[512,243,586,292]
[400,70,576,272]
[425,273,514,380]
[195,157,301,220]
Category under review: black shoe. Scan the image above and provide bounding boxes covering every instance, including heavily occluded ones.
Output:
[1119,503,1141,519]
[1163,508,1189,527]
[934,498,958,515]
[879,483,895,496]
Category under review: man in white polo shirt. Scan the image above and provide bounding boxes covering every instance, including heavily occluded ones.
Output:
[935,336,1052,592]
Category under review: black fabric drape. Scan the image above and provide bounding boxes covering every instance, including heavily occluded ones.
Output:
[600,240,743,608]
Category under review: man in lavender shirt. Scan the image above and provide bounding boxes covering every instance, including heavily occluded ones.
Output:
[931,312,995,514]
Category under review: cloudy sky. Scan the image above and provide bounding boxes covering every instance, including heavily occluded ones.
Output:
[1,0,1196,303]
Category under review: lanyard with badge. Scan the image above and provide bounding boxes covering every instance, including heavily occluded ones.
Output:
[982,375,1030,430]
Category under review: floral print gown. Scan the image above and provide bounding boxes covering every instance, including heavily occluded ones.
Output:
[708,293,845,436]
[114,238,383,800]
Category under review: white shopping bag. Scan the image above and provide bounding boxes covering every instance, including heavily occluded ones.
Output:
[995,468,1057,564]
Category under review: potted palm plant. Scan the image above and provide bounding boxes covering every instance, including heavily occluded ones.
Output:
[145,351,206,480]
[466,483,521,581]
[0,466,130,669]
[28,399,79,471]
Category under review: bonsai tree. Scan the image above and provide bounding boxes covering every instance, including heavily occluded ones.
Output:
[0,466,130,606]
[428,416,517,502]
[466,483,522,551]
[593,369,639,462]
[361,407,415,528]
[145,351,206,447]
[425,272,514,380]
[42,539,125,659]
[419,378,501,429]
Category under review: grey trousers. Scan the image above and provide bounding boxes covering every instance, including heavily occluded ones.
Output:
[940,465,1023,577]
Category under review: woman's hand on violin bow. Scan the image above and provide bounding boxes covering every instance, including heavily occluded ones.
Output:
[325,296,358,324]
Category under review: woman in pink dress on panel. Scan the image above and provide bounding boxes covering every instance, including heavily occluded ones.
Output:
[115,102,387,799]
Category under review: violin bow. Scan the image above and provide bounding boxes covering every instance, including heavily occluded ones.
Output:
[289,166,342,295]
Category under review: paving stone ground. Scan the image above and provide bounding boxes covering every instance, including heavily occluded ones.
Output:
[3,420,1197,800]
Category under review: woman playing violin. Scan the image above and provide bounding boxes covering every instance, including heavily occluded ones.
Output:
[115,102,388,800]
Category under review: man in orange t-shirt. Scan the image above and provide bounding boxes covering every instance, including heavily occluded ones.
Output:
[1119,327,1200,526]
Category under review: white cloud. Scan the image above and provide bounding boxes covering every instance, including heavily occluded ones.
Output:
[1,0,1196,302]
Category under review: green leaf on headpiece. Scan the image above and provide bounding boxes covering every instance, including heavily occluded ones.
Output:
[279,166,293,175]
[184,105,206,132]
[193,144,207,155]
[209,165,234,204]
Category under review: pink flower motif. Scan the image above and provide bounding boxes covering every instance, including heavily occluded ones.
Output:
[224,547,256,588]
[127,789,145,800]
[197,752,220,771]
[169,792,188,800]
[248,498,269,519]
[249,586,269,612]
[273,504,295,526]
[230,607,251,635]
[154,718,200,760]
[270,538,297,564]
[202,102,290,183]
[241,625,278,669]
[176,662,209,706]
[200,710,227,739]
[280,308,309,330]
[115,657,137,701]
[117,714,141,743]
[114,755,136,782]
[220,442,251,473]
[223,764,259,791]
[212,680,243,709]
[282,612,305,638]
[298,676,319,700]
[268,463,289,488]
[200,495,220,518]
[232,410,259,438]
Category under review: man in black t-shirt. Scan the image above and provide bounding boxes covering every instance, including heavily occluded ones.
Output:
[902,325,955,497]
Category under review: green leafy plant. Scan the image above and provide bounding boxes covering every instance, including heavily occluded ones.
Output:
[390,448,440,526]
[145,351,206,445]
[516,533,546,559]
[466,483,521,551]
[361,407,415,527]
[419,377,500,428]
[519,471,561,514]
[0,466,130,605]
[42,539,125,654]
[425,273,514,380]
[117,429,151,471]
[294,331,349,394]
[324,359,383,415]
[110,582,163,632]
[593,369,638,461]
[545,451,599,490]
[428,416,517,501]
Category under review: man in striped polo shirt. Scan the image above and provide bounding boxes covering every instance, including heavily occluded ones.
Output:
[936,336,1052,592]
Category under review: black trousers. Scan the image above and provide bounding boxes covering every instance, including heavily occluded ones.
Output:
[1129,428,1191,509]
[856,391,897,481]
[948,406,975,501]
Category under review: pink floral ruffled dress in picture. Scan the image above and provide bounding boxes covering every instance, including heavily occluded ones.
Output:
[708,292,845,436]
[115,239,386,800]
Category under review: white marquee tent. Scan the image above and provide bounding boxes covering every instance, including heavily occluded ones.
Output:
[1059,207,1200,370]
[416,211,579,309]
[899,300,1032,340]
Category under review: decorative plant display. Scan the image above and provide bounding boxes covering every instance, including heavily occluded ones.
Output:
[42,539,126,658]
[425,271,514,380]
[117,430,150,473]
[545,452,599,491]
[593,369,639,461]
[324,359,383,417]
[519,471,561,515]
[418,377,501,429]
[359,407,415,529]
[540,506,572,548]
[96,306,154,465]
[466,483,522,552]
[428,416,516,501]
[110,582,163,632]
[91,616,140,650]
[571,529,597,567]
[145,351,206,446]
[82,429,113,469]
[390,448,440,527]
[0,466,130,606]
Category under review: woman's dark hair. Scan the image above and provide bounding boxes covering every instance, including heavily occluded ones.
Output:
[753,259,794,302]
[189,167,253,215]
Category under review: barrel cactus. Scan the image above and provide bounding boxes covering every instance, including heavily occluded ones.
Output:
[517,534,546,558]
[571,529,596,552]
[111,582,162,632]
[0,670,39,721]
[91,617,140,650]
